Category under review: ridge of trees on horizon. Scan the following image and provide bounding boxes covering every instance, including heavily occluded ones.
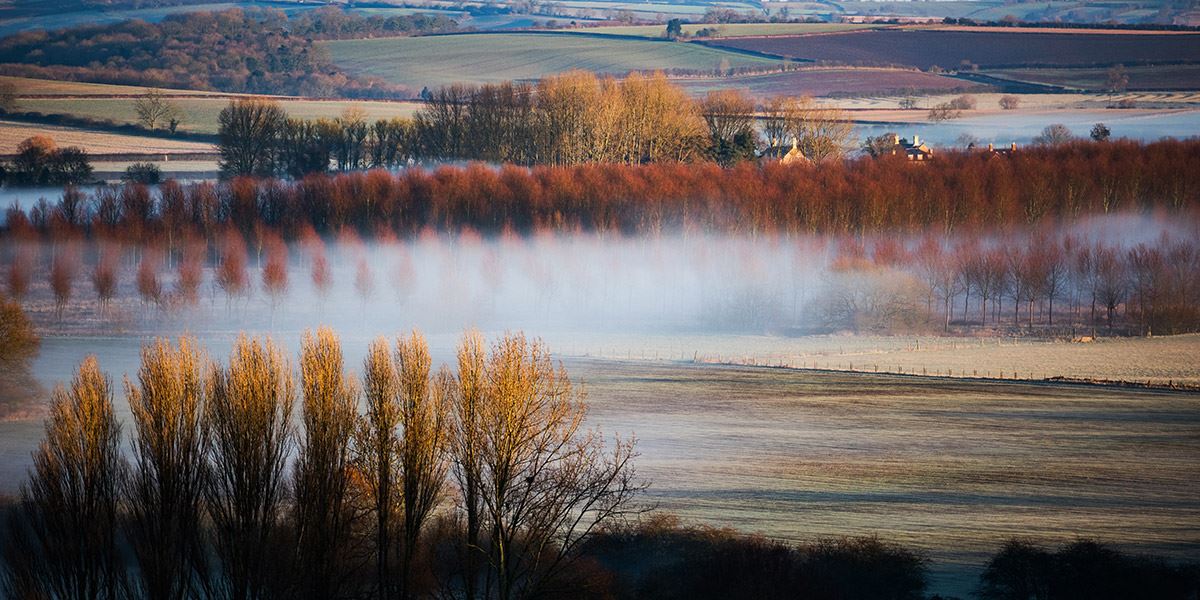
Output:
[1,329,643,600]
[0,8,458,97]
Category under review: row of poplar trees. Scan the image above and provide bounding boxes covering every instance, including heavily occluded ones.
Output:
[1,329,641,600]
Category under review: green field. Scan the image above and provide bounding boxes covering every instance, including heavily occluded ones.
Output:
[4,77,423,134]
[560,22,881,38]
[13,97,422,134]
[324,33,781,89]
[550,0,755,16]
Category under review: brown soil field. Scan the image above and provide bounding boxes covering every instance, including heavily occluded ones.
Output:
[914,24,1200,35]
[675,67,984,98]
[706,30,1200,70]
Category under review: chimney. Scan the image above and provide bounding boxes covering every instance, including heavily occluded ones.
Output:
[913,135,920,146]
[987,143,993,151]
[1011,142,1017,151]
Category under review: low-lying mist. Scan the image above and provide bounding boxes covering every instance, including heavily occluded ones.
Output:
[6,210,1197,343]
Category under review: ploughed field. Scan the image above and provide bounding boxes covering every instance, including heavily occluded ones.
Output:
[0,338,1195,597]
[675,67,984,98]
[706,29,1200,69]
[984,64,1200,92]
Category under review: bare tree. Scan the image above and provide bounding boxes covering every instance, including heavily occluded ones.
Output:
[1033,124,1074,146]
[455,333,643,600]
[204,335,295,600]
[785,96,854,161]
[218,98,285,177]
[134,89,184,131]
[1096,246,1126,330]
[294,328,360,600]
[50,244,78,318]
[355,337,403,599]
[261,231,288,326]
[137,246,164,307]
[2,356,125,599]
[92,244,119,313]
[450,331,487,600]
[124,338,211,600]
[396,331,451,599]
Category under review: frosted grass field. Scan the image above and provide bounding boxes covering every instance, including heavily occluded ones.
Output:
[1,339,1196,597]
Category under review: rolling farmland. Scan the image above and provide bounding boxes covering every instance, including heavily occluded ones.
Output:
[324,33,781,89]
[707,29,1200,69]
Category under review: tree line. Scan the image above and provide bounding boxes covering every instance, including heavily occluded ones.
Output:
[9,139,1197,241]
[1,329,642,600]
[0,8,457,97]
[215,72,856,176]
[820,231,1200,336]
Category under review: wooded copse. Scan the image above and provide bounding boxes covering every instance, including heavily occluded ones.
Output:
[217,72,856,175]
[1,330,642,600]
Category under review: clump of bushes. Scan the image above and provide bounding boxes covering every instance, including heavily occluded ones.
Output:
[979,538,1200,600]
[584,514,929,600]
[122,162,162,185]
[1,136,92,186]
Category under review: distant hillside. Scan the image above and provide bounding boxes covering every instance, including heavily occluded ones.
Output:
[0,7,458,97]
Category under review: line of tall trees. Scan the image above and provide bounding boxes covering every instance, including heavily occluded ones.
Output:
[1,329,642,600]
[216,71,856,176]
[219,101,416,178]
[14,138,1199,240]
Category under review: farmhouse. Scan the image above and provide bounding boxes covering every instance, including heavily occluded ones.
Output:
[886,134,933,161]
[761,137,808,164]
[983,142,1018,157]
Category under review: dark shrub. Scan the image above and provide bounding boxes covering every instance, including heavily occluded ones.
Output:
[123,162,162,185]
[979,538,1200,600]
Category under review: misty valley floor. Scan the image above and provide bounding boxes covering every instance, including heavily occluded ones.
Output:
[1,340,1197,597]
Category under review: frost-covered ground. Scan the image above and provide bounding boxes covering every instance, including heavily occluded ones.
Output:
[546,332,1200,386]
[4,342,1196,598]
